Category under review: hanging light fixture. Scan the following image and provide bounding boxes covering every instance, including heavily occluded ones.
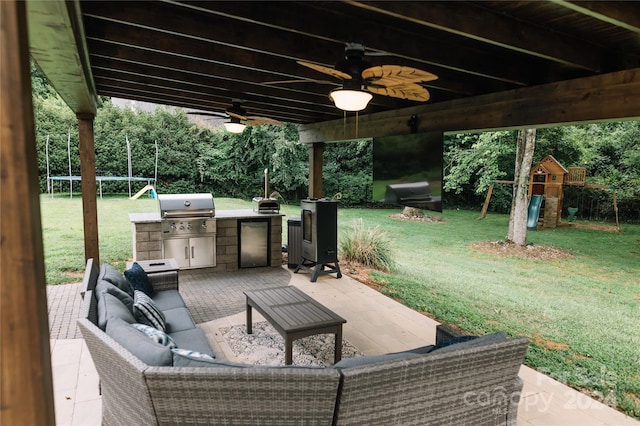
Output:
[223,117,246,133]
[329,89,372,111]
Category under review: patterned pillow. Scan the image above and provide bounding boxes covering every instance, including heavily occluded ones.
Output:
[124,262,153,295]
[172,348,214,360]
[133,290,166,331]
[132,323,177,349]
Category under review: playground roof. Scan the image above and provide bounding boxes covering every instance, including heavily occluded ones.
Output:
[534,155,570,175]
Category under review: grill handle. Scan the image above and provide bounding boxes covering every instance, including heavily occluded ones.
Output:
[184,246,188,260]
[191,246,195,259]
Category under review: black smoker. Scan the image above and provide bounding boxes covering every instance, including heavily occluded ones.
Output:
[294,198,342,282]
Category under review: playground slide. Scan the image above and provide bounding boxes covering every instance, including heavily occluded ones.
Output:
[527,195,543,230]
[130,184,156,200]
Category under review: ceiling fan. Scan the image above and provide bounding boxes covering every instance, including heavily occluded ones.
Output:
[274,43,438,112]
[187,99,283,133]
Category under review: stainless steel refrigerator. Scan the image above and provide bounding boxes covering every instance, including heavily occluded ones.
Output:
[239,219,269,268]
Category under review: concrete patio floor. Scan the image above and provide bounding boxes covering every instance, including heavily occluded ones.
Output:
[49,266,638,425]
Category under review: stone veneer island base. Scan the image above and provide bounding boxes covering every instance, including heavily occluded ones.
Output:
[129,210,283,272]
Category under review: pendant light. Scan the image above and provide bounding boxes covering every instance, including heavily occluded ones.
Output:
[329,88,373,112]
[223,117,246,133]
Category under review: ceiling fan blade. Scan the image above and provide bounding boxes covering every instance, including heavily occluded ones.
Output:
[226,110,248,121]
[297,60,352,80]
[362,65,438,86]
[187,111,228,118]
[367,83,431,102]
[246,116,284,126]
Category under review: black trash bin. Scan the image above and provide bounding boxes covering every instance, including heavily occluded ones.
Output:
[287,218,302,269]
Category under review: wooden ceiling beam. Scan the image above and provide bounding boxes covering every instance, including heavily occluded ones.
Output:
[348,0,605,73]
[86,40,332,101]
[552,1,640,33]
[88,53,341,112]
[299,68,640,143]
[99,87,322,123]
[93,73,336,123]
[83,15,425,110]
[175,0,538,86]
[82,17,318,84]
[26,0,97,113]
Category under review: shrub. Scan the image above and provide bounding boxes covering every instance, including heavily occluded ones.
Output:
[340,219,396,272]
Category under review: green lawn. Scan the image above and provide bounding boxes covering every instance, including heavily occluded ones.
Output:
[40,195,639,418]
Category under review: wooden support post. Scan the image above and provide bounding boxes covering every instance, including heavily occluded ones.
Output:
[308,142,325,199]
[77,113,100,264]
[478,184,494,220]
[1,1,56,424]
[613,190,620,230]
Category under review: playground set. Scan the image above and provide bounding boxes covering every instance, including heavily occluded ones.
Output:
[479,154,619,230]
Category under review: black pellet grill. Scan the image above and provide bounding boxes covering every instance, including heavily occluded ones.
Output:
[294,199,342,282]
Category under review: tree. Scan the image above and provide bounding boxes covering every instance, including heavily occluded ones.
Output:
[507,129,536,245]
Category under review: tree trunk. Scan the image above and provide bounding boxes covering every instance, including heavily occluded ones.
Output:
[508,129,536,245]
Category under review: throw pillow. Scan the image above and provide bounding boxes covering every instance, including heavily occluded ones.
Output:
[124,262,153,295]
[172,350,250,368]
[172,348,214,360]
[95,280,134,312]
[99,264,134,297]
[97,293,136,330]
[132,323,177,349]
[133,290,166,331]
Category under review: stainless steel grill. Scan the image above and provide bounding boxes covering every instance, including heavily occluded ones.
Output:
[158,193,215,219]
[157,193,216,269]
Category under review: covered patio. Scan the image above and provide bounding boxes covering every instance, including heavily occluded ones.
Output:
[2,1,640,423]
[48,267,637,425]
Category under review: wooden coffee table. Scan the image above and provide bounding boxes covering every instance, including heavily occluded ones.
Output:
[244,286,346,365]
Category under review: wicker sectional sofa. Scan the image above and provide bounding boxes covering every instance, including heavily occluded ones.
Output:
[78,259,529,425]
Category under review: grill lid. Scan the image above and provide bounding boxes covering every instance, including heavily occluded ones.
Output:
[158,193,215,218]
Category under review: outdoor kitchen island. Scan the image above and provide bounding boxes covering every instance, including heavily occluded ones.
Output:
[129,209,284,272]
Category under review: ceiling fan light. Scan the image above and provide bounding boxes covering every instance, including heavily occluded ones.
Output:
[329,88,373,111]
[224,120,246,133]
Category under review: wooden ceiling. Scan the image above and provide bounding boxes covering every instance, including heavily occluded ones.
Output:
[28,1,640,133]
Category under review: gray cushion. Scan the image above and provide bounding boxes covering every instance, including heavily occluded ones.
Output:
[172,352,251,368]
[99,264,134,297]
[95,280,134,312]
[97,293,136,330]
[171,352,322,369]
[169,328,215,357]
[429,332,507,354]
[106,318,173,366]
[333,350,420,370]
[163,307,196,333]
[151,290,186,311]
[395,344,435,355]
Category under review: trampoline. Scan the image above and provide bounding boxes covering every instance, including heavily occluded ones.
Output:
[44,134,159,199]
[48,176,155,198]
